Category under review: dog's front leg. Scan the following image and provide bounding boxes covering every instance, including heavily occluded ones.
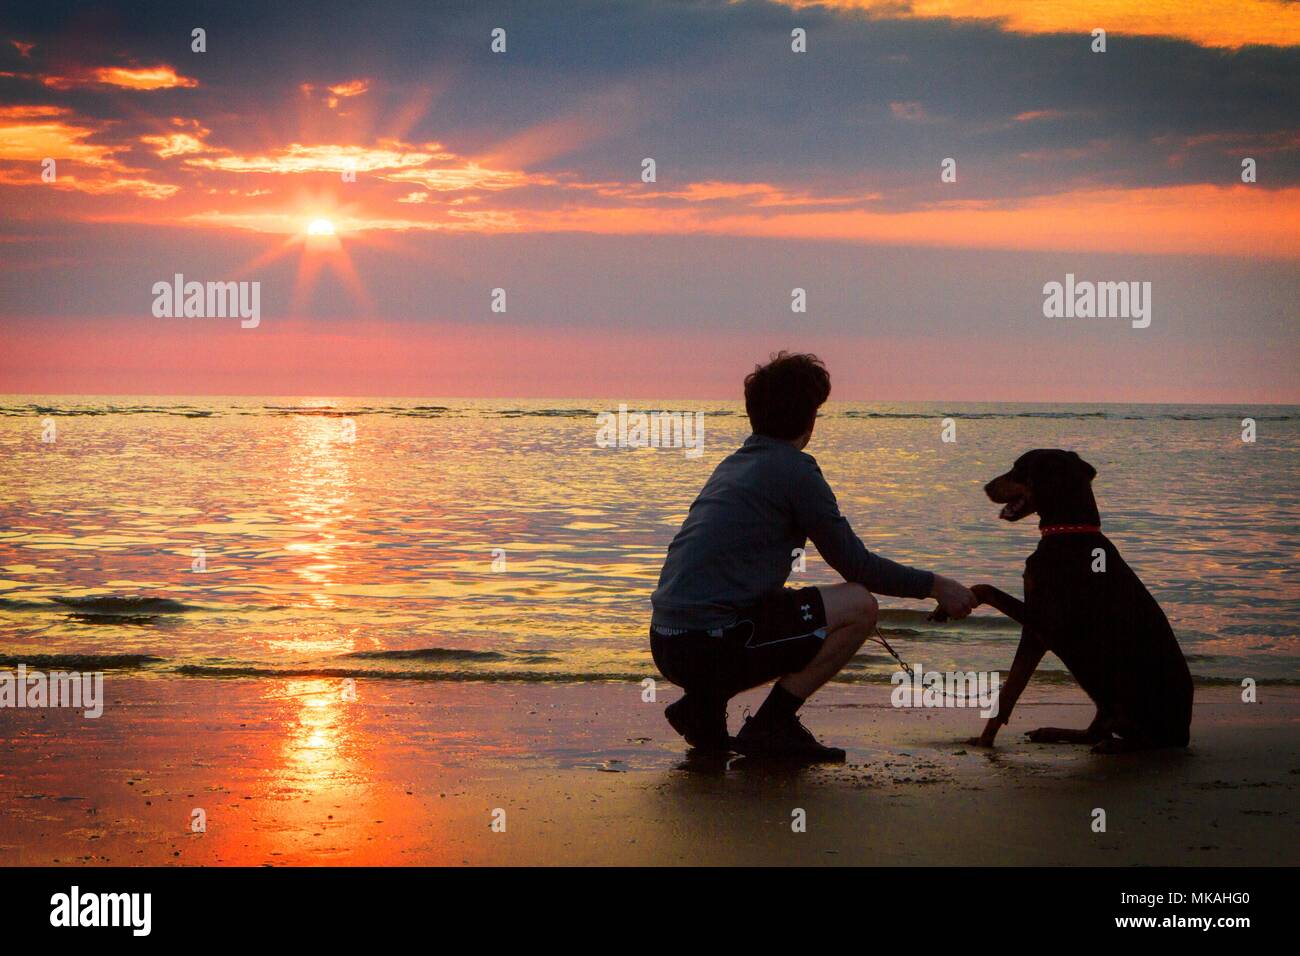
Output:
[970,627,1046,746]
[971,584,1026,626]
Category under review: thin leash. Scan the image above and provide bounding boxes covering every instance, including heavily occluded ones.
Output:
[868,625,913,677]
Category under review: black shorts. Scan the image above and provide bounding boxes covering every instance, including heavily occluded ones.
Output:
[649,587,828,701]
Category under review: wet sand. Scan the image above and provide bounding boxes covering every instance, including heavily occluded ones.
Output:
[0,678,1295,866]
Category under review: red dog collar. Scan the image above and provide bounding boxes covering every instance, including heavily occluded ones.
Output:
[1040,524,1102,536]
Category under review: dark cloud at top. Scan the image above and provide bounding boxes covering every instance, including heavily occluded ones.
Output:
[2,0,1296,203]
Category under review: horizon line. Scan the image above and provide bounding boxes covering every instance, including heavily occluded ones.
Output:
[2,392,1295,408]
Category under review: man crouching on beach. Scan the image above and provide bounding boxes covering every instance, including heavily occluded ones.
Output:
[650,352,977,761]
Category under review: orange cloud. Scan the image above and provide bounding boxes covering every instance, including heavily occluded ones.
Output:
[301,78,372,109]
[327,79,369,98]
[0,104,121,166]
[186,141,452,175]
[141,132,206,158]
[500,184,1299,258]
[592,179,878,209]
[42,64,199,91]
[181,207,519,234]
[1014,110,1068,123]
[0,104,177,198]
[46,174,178,198]
[3,95,1294,259]
[382,162,534,192]
[168,175,1296,259]
[180,138,537,193]
[0,163,177,198]
[777,0,1300,49]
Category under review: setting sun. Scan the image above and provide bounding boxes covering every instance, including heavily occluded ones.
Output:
[307,217,335,236]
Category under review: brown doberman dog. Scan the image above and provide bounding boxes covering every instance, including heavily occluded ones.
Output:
[967,449,1193,753]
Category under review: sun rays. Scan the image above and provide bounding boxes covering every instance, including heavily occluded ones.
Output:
[226,196,372,317]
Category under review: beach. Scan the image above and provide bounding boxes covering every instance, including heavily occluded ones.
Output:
[2,678,1295,866]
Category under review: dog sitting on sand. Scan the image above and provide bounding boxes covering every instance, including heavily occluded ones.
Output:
[967,449,1193,753]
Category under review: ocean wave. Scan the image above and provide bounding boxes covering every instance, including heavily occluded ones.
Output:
[51,596,194,616]
[171,664,647,682]
[0,653,165,670]
[839,411,1296,422]
[262,405,360,417]
[0,597,56,611]
[3,402,1293,423]
[494,408,738,419]
[341,647,557,663]
[0,653,1276,686]
[0,403,220,418]
[843,411,1107,420]
[494,408,599,418]
[2,598,1017,633]
[877,608,1018,631]
[0,595,300,617]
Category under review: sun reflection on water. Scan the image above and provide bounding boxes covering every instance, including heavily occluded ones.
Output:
[283,408,354,615]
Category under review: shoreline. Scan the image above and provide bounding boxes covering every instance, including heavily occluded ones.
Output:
[1,656,1287,687]
[1,678,1295,866]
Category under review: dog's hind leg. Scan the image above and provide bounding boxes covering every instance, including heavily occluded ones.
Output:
[1089,714,1187,753]
[1027,727,1106,744]
[1027,710,1111,745]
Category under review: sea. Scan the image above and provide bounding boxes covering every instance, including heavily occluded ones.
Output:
[1,397,1295,686]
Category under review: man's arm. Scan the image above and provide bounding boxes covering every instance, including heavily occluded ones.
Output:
[809,515,935,599]
[794,458,973,615]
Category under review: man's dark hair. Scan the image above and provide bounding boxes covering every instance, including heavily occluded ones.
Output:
[743,351,831,440]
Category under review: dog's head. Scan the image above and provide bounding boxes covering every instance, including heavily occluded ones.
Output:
[984,449,1098,523]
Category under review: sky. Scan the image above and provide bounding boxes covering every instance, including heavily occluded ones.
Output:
[0,0,1297,402]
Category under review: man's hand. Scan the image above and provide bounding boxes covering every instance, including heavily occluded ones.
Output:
[930,574,977,620]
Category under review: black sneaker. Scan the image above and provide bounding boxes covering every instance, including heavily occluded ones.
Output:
[732,712,846,763]
[664,696,730,752]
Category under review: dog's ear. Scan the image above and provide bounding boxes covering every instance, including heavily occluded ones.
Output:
[1067,451,1096,482]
